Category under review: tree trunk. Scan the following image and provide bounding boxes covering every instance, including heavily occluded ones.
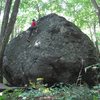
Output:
[93,22,100,61]
[0,1,2,15]
[0,0,20,82]
[91,0,100,61]
[91,0,100,26]
[36,4,41,19]
[1,0,12,38]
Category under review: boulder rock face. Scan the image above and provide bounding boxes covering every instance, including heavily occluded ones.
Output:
[4,13,97,86]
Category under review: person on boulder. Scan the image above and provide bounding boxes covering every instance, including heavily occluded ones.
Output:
[26,19,37,42]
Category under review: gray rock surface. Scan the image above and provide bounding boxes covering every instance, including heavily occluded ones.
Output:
[4,13,97,86]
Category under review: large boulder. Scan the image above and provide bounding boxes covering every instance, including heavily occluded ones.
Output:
[4,13,97,86]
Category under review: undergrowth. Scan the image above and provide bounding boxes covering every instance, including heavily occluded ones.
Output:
[0,84,100,100]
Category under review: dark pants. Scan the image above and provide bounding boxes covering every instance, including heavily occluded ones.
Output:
[27,26,37,39]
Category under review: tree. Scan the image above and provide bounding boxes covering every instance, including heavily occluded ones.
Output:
[0,0,20,82]
[0,1,2,15]
[91,0,100,60]
[91,0,100,26]
[0,0,5,15]
[1,0,12,38]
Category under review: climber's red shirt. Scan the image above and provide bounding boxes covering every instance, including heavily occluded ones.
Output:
[31,21,37,27]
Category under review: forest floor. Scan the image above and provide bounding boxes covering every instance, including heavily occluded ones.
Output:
[0,83,100,100]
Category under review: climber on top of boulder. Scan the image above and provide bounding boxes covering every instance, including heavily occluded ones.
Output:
[26,19,37,42]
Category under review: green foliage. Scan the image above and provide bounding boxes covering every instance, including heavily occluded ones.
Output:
[1,84,100,100]
[1,0,99,40]
[92,85,100,100]
[0,96,5,100]
[2,89,23,100]
[96,32,100,45]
